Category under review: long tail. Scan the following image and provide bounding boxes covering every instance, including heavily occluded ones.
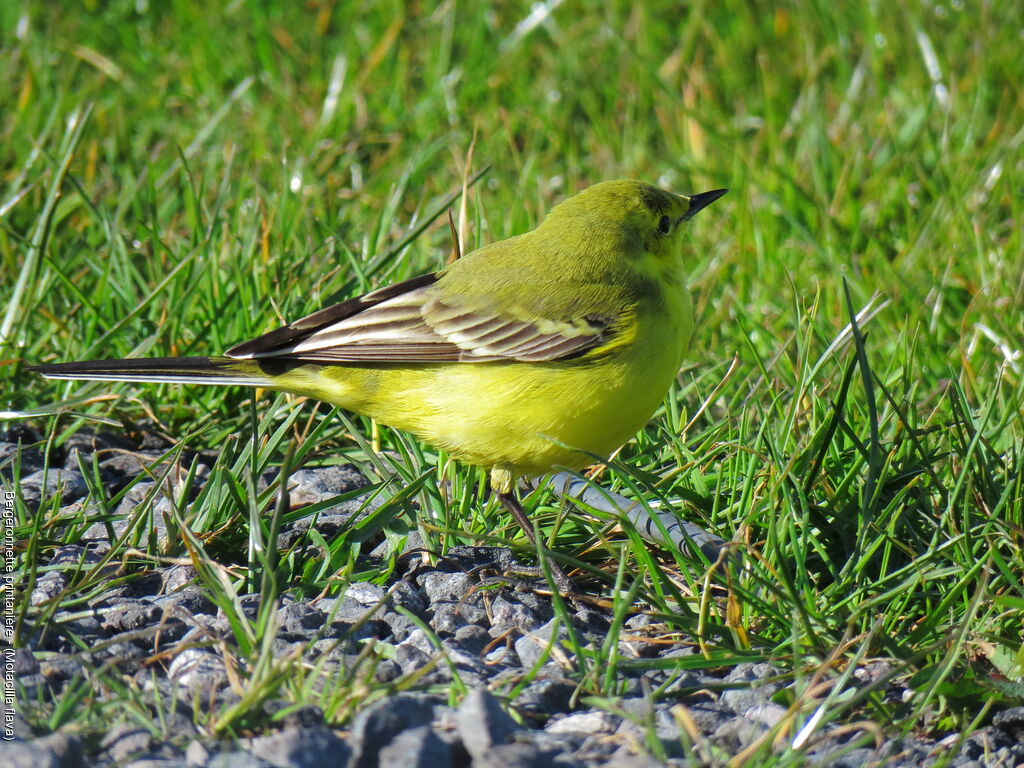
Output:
[28,356,275,388]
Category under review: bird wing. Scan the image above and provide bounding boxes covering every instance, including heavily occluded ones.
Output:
[225,272,627,364]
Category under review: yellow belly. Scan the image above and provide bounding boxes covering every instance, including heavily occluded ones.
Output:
[277,301,691,476]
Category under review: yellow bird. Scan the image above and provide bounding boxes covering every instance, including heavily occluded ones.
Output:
[32,180,726,584]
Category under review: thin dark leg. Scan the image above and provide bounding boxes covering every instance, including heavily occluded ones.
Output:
[498,490,575,594]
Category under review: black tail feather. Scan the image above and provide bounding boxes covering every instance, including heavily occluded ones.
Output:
[29,356,272,387]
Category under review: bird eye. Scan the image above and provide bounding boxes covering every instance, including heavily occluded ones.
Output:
[658,215,671,235]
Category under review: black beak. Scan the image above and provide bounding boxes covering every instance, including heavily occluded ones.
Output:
[681,188,728,221]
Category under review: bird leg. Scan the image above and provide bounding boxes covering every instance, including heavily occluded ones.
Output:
[496,489,575,594]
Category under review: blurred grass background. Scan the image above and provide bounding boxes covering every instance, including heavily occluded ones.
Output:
[2,0,1023,757]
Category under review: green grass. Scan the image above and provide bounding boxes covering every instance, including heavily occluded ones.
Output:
[2,0,1023,762]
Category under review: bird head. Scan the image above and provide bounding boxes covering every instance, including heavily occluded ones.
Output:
[541,179,726,268]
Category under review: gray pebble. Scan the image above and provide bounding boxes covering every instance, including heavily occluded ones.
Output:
[0,439,45,477]
[168,648,228,689]
[347,693,437,768]
[821,747,884,768]
[515,679,577,718]
[377,725,452,768]
[719,662,783,713]
[456,689,518,761]
[993,705,1024,736]
[20,468,87,507]
[101,599,162,633]
[390,579,428,615]
[246,726,350,768]
[489,595,545,635]
[419,571,473,603]
[163,565,200,593]
[283,465,367,503]
[100,726,153,763]
[744,702,788,728]
[277,602,325,638]
[381,610,418,641]
[453,623,491,654]
[472,742,561,768]
[261,701,326,729]
[153,587,216,616]
[514,618,567,669]
[0,731,84,768]
[185,740,210,767]
[545,709,618,735]
[208,751,274,768]
[712,717,768,750]
[615,702,685,745]
[431,601,464,635]
[0,696,34,740]
[394,642,434,676]
[30,572,67,605]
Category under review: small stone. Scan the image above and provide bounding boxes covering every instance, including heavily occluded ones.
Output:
[719,662,783,713]
[20,468,87,507]
[261,701,326,729]
[669,700,728,735]
[419,571,473,603]
[246,725,350,768]
[456,689,518,761]
[377,726,452,768]
[431,602,464,635]
[153,587,216,616]
[473,742,561,768]
[280,465,368,506]
[744,702,787,728]
[993,706,1024,735]
[12,647,39,676]
[453,624,491,654]
[821,747,883,768]
[30,572,67,605]
[168,649,228,689]
[0,698,33,740]
[344,581,388,606]
[390,579,428,615]
[712,717,768,750]
[394,642,434,677]
[545,710,618,735]
[101,726,153,764]
[0,434,45,477]
[0,741,59,768]
[382,611,418,642]
[277,602,325,637]
[514,618,568,669]
[515,679,577,719]
[40,731,86,767]
[101,600,161,633]
[348,694,437,768]
[489,596,545,635]
[208,751,272,768]
[0,731,85,768]
[218,593,262,622]
[163,565,200,594]
[185,740,210,767]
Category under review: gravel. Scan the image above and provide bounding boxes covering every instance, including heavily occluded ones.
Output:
[5,434,1016,767]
